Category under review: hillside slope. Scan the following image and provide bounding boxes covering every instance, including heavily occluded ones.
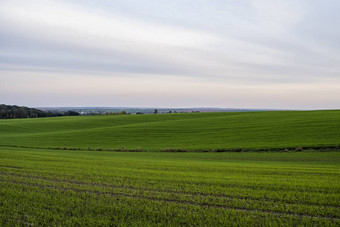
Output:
[0,110,339,151]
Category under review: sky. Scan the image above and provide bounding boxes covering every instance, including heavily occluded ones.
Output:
[1,0,340,109]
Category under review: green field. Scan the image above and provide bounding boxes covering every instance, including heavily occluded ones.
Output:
[0,110,340,225]
[1,147,339,226]
[1,110,340,151]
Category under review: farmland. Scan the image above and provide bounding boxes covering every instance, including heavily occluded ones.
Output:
[0,110,340,225]
[0,147,339,226]
[0,110,340,151]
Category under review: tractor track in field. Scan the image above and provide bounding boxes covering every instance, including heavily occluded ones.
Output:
[1,171,339,209]
[0,165,23,169]
[1,178,339,222]
[0,169,337,195]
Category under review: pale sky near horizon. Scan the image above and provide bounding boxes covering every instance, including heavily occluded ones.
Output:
[1,0,340,109]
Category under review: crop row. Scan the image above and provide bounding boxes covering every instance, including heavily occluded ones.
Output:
[1,167,339,220]
[1,170,339,208]
[1,181,339,226]
[0,147,339,226]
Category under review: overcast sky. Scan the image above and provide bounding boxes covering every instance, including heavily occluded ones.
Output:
[1,0,339,109]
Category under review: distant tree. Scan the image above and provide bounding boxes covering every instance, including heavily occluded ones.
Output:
[64,110,80,116]
[119,111,127,115]
[0,104,52,119]
[154,109,158,114]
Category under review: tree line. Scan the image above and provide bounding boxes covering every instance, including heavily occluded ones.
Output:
[0,104,79,119]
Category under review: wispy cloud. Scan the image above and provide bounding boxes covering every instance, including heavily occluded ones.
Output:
[0,0,339,108]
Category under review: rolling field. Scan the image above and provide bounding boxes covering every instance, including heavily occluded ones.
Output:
[0,110,340,225]
[0,110,340,151]
[1,147,339,226]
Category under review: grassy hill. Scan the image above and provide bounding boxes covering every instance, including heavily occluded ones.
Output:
[0,110,339,151]
[1,110,339,225]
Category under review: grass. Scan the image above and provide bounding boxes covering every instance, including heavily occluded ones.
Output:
[0,147,339,226]
[0,110,340,151]
[1,110,339,225]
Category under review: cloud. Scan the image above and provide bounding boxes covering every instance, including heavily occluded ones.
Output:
[0,0,339,108]
[1,70,339,109]
[0,0,218,72]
